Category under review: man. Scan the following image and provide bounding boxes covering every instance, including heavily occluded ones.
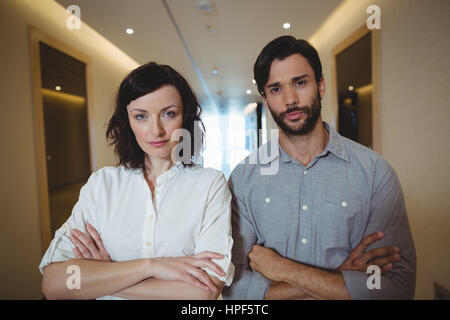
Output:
[222,36,416,300]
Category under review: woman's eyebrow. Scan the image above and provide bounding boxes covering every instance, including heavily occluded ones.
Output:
[129,105,179,113]
[159,105,178,113]
[129,108,148,113]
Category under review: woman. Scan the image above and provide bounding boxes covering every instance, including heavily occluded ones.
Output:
[39,62,234,299]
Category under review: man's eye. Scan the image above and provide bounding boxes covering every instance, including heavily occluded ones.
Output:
[296,80,305,86]
[270,87,280,93]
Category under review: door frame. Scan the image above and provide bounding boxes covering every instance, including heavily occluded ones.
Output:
[29,26,95,253]
[331,24,381,154]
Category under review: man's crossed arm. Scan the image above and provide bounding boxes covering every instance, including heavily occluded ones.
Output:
[249,232,401,300]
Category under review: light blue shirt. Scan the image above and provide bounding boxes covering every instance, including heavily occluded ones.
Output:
[223,122,416,300]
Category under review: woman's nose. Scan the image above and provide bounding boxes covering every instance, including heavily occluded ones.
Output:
[150,120,164,137]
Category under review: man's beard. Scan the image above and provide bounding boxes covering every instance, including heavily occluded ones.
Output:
[268,89,322,136]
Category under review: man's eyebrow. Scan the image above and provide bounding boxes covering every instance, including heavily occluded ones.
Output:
[266,74,309,88]
[266,81,281,88]
[291,74,309,82]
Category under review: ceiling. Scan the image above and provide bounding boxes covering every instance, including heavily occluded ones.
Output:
[55,0,341,114]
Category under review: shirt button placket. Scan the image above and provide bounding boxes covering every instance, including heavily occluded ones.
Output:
[300,166,311,263]
[143,196,156,257]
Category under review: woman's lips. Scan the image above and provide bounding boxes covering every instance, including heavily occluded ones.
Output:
[149,140,168,147]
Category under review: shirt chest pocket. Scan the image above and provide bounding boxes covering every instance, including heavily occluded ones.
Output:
[253,195,291,243]
[317,193,363,249]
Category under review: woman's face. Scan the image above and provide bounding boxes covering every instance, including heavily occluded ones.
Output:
[127,85,184,162]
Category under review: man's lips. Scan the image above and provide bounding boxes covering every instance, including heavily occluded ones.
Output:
[149,140,169,147]
[285,111,305,120]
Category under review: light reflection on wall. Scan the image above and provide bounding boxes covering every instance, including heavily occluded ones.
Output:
[202,112,250,178]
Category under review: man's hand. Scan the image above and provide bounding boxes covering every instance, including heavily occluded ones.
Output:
[337,231,401,274]
[265,281,315,300]
[248,245,284,281]
[70,223,112,262]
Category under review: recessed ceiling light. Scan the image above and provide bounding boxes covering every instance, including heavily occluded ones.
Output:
[55,85,62,91]
[252,79,256,84]
[126,28,134,34]
[246,89,252,95]
[348,85,354,91]
[212,68,219,75]
[283,23,291,29]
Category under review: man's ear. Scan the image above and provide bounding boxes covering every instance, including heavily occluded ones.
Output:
[318,77,326,99]
[262,94,268,106]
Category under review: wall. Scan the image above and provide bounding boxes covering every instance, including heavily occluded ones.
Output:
[0,0,138,299]
[309,0,450,299]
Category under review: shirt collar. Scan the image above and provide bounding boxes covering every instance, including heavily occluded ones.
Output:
[320,121,350,163]
[268,121,350,164]
[133,161,184,186]
[155,162,184,185]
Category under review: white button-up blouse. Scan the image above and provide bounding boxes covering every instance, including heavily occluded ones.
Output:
[39,163,235,298]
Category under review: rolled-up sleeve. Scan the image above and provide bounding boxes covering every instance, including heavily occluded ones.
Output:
[194,172,235,286]
[38,171,102,274]
[343,159,416,299]
[222,166,271,300]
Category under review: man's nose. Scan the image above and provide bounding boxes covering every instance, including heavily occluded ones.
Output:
[283,86,299,106]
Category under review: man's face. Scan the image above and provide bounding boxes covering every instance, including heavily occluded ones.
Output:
[262,53,325,136]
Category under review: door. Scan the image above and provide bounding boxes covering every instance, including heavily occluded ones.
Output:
[39,42,91,236]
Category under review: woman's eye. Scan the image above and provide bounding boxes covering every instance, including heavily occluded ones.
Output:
[163,111,176,118]
[135,114,145,120]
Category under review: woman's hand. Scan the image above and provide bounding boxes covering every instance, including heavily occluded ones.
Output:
[69,224,226,292]
[69,223,112,262]
[148,251,226,292]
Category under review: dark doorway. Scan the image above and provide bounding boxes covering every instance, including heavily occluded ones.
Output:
[39,42,91,236]
[336,32,373,149]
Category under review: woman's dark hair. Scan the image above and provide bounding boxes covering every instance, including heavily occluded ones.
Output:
[106,62,204,170]
[253,36,323,96]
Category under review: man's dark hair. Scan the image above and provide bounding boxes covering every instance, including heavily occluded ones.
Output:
[106,62,204,170]
[253,36,323,96]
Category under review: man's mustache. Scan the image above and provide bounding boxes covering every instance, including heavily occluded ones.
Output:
[279,106,310,120]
